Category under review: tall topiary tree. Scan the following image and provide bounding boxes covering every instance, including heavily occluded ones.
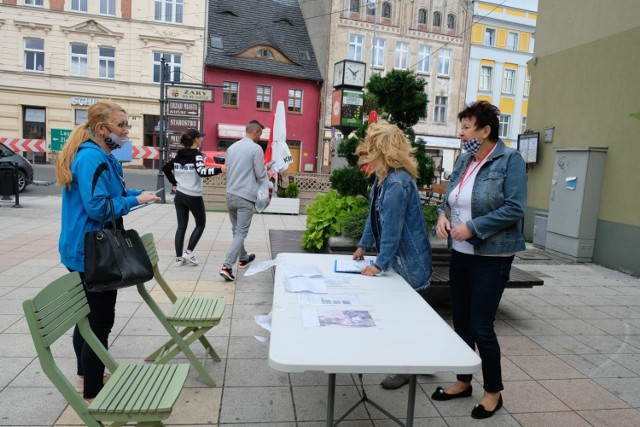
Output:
[365,69,434,187]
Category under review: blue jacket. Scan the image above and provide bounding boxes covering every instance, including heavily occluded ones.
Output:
[59,141,141,271]
[438,139,527,255]
[358,169,433,291]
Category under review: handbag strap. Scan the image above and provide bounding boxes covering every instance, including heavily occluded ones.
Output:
[99,199,117,231]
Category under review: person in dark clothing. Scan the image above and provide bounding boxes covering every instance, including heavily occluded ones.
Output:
[162,129,226,266]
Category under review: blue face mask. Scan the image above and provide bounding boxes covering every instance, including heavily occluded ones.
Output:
[461,138,481,155]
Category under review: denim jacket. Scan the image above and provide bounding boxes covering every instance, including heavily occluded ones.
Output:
[437,139,527,255]
[358,169,433,291]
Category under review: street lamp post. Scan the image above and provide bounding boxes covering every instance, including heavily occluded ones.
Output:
[156,57,167,203]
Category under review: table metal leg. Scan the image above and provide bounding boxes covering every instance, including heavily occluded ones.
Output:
[405,375,417,427]
[327,373,336,427]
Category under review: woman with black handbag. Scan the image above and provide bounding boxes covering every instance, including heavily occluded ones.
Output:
[55,101,159,402]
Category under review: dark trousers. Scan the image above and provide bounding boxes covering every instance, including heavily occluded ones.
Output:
[449,249,513,393]
[174,191,206,257]
[69,270,117,398]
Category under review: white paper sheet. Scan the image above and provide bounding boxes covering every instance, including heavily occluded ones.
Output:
[301,309,376,327]
[244,258,280,276]
[254,313,272,332]
[297,293,364,306]
[282,265,323,278]
[334,259,373,273]
[285,276,327,293]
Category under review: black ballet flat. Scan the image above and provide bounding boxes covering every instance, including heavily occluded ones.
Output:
[431,385,473,401]
[471,394,503,419]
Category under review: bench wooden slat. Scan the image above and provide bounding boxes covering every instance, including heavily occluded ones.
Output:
[168,297,225,324]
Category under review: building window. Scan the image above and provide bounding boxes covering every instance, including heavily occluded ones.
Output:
[433,11,442,27]
[25,0,43,6]
[70,44,88,77]
[394,42,408,69]
[521,116,527,134]
[437,48,451,75]
[100,0,115,16]
[447,14,456,30]
[484,28,496,46]
[499,114,511,138]
[256,49,275,59]
[99,47,115,79]
[153,52,181,83]
[75,109,88,126]
[223,81,239,107]
[71,0,87,12]
[479,65,493,91]
[507,32,519,51]
[524,71,531,96]
[417,45,431,73]
[382,2,391,18]
[24,38,45,72]
[350,0,359,13]
[418,9,427,24]
[372,38,385,68]
[348,34,364,61]
[288,89,303,114]
[366,3,375,17]
[256,85,271,111]
[155,0,183,24]
[502,69,516,94]
[434,96,448,123]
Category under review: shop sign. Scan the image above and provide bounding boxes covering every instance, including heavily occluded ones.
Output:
[70,97,100,106]
[167,100,200,117]
[340,90,363,127]
[167,116,200,132]
[166,87,214,102]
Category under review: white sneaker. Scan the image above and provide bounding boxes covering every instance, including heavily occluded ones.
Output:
[175,258,186,267]
[182,251,199,265]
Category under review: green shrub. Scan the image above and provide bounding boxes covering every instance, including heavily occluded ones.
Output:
[338,203,370,242]
[284,181,299,198]
[329,166,369,197]
[302,190,368,252]
[422,204,439,231]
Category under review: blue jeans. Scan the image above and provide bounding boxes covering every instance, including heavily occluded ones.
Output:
[449,250,513,393]
[223,193,255,268]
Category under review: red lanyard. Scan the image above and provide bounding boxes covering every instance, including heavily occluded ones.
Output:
[456,144,496,199]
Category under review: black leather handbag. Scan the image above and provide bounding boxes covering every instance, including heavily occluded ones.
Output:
[84,199,153,292]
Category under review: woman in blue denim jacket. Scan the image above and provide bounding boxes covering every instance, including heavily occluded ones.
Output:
[431,101,527,419]
[352,122,433,389]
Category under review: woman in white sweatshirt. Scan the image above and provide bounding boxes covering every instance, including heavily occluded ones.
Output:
[162,129,225,266]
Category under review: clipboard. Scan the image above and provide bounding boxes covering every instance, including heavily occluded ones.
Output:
[334,259,374,274]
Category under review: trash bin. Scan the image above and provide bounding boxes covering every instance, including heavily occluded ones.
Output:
[0,161,17,196]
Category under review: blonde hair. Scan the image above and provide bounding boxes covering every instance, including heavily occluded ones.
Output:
[356,121,418,184]
[55,101,126,188]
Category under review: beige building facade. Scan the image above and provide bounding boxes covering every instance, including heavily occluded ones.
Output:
[301,0,472,174]
[0,0,207,166]
[525,0,640,275]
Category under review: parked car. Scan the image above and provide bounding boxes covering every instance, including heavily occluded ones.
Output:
[0,142,34,192]
[201,151,226,168]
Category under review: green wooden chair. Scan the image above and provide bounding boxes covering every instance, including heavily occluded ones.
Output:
[22,272,189,427]
[138,233,226,387]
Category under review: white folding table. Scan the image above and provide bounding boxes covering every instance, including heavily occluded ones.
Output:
[268,253,481,427]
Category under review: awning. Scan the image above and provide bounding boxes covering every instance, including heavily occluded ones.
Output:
[218,123,270,140]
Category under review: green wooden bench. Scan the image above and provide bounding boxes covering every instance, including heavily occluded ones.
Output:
[138,233,226,387]
[22,272,189,427]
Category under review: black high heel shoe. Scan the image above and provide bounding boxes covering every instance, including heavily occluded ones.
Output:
[471,394,503,419]
[431,385,473,401]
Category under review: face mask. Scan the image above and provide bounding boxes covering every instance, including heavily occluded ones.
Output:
[104,131,129,150]
[461,138,481,155]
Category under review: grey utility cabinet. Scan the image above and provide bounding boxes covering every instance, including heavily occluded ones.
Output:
[545,148,607,262]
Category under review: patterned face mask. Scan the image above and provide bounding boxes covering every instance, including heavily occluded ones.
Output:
[461,138,481,155]
[104,131,129,150]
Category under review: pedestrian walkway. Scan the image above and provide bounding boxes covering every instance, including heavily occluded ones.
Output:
[1,195,640,426]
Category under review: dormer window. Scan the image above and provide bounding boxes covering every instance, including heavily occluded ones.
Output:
[256,49,275,59]
[211,36,223,49]
[299,50,310,61]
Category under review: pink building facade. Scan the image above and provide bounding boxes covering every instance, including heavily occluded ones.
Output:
[203,67,321,173]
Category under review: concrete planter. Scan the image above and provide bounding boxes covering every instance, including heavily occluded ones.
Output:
[262,197,300,215]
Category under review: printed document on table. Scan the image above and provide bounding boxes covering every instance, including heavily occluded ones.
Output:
[285,276,327,294]
[297,293,364,306]
[282,265,323,278]
[301,309,376,327]
[334,259,373,273]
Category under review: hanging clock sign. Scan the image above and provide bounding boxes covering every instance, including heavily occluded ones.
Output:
[333,59,366,88]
